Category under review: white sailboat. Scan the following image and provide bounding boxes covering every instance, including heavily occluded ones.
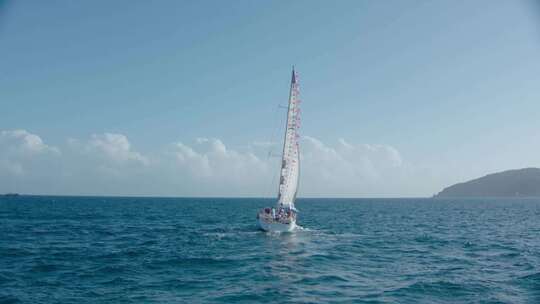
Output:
[257,67,301,232]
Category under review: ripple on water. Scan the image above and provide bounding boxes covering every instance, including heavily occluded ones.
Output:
[514,272,540,300]
[1,197,540,303]
[384,280,489,301]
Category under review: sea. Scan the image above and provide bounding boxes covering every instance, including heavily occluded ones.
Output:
[1,196,539,304]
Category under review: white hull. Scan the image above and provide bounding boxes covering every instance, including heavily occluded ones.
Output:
[258,217,296,232]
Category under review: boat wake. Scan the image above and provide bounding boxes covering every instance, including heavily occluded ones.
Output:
[261,224,311,234]
[294,224,310,232]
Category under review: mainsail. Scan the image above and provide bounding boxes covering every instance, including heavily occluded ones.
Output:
[277,68,301,209]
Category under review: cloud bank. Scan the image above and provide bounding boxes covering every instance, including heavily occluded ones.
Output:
[0,129,430,197]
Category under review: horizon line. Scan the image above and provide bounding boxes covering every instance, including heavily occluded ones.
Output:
[4,194,540,200]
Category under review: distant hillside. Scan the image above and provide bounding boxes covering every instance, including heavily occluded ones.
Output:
[435,168,540,197]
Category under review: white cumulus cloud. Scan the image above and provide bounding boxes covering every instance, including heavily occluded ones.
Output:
[0,130,61,193]
[86,133,148,165]
[0,129,60,176]
[169,138,272,196]
[0,129,434,197]
[301,136,409,196]
[0,129,59,155]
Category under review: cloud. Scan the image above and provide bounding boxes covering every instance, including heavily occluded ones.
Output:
[301,136,409,196]
[86,133,148,165]
[173,142,212,178]
[0,130,60,177]
[0,129,430,196]
[0,129,59,155]
[169,138,272,196]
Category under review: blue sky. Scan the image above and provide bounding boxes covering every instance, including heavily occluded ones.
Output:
[1,0,540,196]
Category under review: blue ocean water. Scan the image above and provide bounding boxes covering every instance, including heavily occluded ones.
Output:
[1,196,540,303]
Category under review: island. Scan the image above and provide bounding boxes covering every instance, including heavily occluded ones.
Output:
[434,168,540,197]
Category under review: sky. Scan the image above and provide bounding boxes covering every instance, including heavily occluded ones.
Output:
[1,0,540,197]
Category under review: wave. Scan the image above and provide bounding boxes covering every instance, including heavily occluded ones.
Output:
[295,274,349,286]
[385,280,488,298]
[515,272,540,289]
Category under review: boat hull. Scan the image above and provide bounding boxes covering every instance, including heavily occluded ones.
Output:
[258,217,296,232]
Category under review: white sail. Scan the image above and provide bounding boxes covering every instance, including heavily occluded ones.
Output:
[277,68,301,209]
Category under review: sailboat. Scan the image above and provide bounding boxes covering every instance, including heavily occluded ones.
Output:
[257,67,301,232]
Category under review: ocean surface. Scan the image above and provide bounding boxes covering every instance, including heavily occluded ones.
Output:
[1,196,540,303]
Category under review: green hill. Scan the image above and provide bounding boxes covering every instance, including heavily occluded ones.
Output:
[435,168,540,197]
